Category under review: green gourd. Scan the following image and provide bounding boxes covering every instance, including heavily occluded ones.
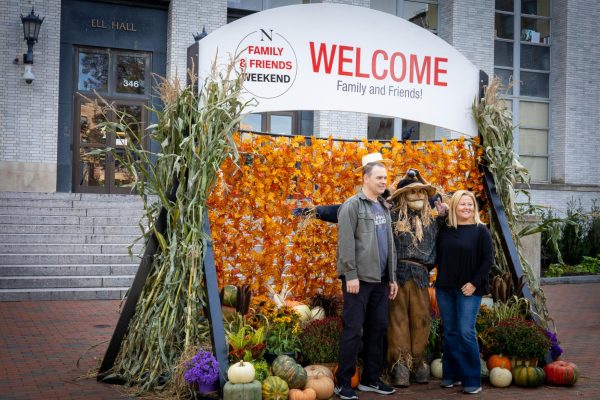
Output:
[272,355,307,389]
[223,380,262,400]
[262,376,289,400]
[512,364,546,387]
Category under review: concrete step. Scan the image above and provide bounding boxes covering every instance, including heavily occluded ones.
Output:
[0,253,137,265]
[0,192,81,200]
[0,224,144,235]
[0,215,81,225]
[92,225,145,235]
[0,234,139,244]
[0,287,129,301]
[0,264,139,276]
[0,206,145,217]
[0,198,146,209]
[0,243,143,254]
[0,206,87,216]
[0,215,145,226]
[0,192,150,301]
[80,216,146,226]
[0,191,142,202]
[0,275,134,289]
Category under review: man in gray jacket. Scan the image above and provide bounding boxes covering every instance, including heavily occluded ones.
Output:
[334,153,398,400]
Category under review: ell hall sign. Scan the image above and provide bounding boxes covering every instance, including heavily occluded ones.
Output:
[195,3,480,136]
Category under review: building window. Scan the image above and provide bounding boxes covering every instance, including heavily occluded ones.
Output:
[370,0,438,34]
[240,111,315,136]
[494,0,551,182]
[227,0,320,13]
[368,0,439,140]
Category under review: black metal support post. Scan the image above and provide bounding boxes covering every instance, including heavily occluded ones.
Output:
[202,216,229,395]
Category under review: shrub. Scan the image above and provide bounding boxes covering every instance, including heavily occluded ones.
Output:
[486,317,551,360]
[586,199,600,258]
[425,316,442,360]
[560,198,589,266]
[299,316,342,364]
[540,208,560,271]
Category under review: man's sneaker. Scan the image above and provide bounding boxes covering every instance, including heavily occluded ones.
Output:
[440,380,461,388]
[357,380,395,395]
[334,385,358,400]
[463,386,482,394]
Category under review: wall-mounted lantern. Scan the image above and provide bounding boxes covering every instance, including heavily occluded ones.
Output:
[20,8,44,84]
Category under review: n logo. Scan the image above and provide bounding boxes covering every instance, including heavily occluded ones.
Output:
[260,29,273,41]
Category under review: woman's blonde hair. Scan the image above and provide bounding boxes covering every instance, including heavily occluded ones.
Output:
[446,190,482,228]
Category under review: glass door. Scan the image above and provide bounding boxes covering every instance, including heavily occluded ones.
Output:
[73,47,150,193]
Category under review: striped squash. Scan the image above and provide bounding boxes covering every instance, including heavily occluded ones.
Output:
[262,376,289,400]
[272,355,307,389]
[512,365,546,387]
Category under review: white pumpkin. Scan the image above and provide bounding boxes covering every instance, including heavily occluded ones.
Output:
[227,360,255,384]
[431,358,443,379]
[489,367,512,388]
[310,306,326,321]
[293,304,312,321]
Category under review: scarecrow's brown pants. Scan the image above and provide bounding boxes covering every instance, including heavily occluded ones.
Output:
[386,279,430,369]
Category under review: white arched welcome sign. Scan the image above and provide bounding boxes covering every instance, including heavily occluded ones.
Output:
[195,3,480,136]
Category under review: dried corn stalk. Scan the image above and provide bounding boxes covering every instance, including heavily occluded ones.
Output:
[473,77,553,329]
[95,60,250,392]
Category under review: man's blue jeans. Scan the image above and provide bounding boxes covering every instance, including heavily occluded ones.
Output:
[436,287,482,390]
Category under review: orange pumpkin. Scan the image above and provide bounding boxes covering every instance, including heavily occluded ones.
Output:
[544,360,579,386]
[487,354,512,371]
[288,388,317,400]
[285,299,302,307]
[305,375,335,400]
[332,364,360,389]
[428,286,439,316]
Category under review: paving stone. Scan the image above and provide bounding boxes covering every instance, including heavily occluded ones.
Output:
[0,284,598,398]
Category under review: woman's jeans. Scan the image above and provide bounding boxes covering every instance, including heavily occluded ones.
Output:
[436,287,482,389]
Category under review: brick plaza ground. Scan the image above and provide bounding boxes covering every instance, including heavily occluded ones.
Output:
[1,283,599,399]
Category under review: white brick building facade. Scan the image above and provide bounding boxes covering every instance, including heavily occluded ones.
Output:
[0,1,61,192]
[0,0,598,214]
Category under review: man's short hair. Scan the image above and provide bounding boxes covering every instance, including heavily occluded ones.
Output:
[363,161,386,177]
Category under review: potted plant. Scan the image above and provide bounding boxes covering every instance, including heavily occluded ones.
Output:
[265,319,301,362]
[486,317,551,366]
[184,350,220,394]
[424,316,442,363]
[226,322,267,362]
[299,316,342,366]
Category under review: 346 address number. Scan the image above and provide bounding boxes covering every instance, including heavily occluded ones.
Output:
[122,79,140,88]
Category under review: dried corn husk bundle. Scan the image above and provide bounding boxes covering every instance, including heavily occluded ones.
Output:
[472,77,552,329]
[95,60,250,393]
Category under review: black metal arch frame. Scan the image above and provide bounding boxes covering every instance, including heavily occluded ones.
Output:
[98,69,548,397]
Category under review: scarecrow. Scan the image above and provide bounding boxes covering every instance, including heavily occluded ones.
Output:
[294,169,445,387]
[385,169,440,387]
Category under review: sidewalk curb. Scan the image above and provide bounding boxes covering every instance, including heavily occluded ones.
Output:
[541,275,600,285]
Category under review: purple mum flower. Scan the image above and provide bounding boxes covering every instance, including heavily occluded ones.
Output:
[545,329,563,360]
[184,350,220,385]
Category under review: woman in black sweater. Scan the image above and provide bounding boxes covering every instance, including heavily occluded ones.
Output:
[435,190,493,395]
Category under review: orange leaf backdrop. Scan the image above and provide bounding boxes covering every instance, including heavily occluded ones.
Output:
[208,133,486,301]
